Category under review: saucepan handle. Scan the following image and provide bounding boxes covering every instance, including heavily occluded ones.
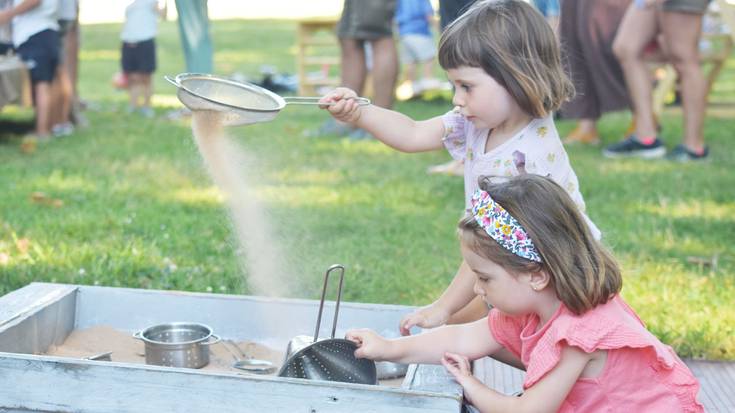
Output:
[201,334,221,345]
[284,96,371,106]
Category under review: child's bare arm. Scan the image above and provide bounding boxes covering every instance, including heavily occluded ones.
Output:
[320,87,445,152]
[447,345,591,413]
[400,259,479,334]
[347,317,501,365]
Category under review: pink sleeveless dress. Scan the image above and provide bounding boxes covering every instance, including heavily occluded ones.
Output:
[488,295,703,412]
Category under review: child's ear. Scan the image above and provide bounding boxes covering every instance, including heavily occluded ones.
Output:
[529,270,551,291]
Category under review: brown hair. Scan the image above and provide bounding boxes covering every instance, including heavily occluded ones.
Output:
[438,0,574,118]
[458,175,621,315]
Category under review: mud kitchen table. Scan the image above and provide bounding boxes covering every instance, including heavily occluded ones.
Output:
[0,283,476,412]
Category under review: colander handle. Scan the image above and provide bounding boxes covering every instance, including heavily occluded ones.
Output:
[132,331,143,340]
[200,334,221,346]
[313,264,345,342]
[284,96,371,106]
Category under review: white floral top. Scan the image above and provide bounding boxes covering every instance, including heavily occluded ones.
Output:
[441,109,602,240]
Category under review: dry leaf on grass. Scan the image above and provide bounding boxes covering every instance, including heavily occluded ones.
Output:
[30,192,64,208]
[15,238,30,255]
[20,137,37,154]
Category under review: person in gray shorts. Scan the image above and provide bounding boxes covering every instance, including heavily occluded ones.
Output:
[604,0,712,161]
[320,0,398,139]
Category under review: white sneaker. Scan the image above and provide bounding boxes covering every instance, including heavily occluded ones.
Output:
[51,122,75,137]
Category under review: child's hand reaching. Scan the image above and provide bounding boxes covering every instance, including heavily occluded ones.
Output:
[442,352,482,405]
[399,304,450,336]
[319,87,364,125]
[345,328,390,361]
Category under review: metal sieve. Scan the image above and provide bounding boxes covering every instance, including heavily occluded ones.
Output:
[165,73,370,126]
[278,264,378,385]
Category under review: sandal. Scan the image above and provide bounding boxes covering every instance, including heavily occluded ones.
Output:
[563,125,600,145]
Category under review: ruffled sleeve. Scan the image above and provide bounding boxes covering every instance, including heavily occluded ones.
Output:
[440,108,469,161]
[523,296,678,389]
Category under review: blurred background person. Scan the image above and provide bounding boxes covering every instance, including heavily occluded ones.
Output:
[0,0,12,55]
[559,0,632,145]
[49,0,77,137]
[604,0,709,161]
[395,0,440,100]
[312,0,399,139]
[120,0,166,118]
[0,0,60,140]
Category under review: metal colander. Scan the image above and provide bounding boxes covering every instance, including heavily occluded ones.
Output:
[278,264,377,385]
[165,73,370,126]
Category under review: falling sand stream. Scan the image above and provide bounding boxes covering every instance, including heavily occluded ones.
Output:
[190,111,291,299]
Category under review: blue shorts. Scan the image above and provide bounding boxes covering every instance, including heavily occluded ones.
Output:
[121,38,156,74]
[16,29,60,84]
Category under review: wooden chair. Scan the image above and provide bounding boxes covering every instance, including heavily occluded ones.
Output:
[295,17,341,96]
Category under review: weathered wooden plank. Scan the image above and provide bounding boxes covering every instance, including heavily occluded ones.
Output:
[0,354,462,413]
[685,359,735,412]
[0,283,77,354]
[0,283,76,327]
[472,357,735,412]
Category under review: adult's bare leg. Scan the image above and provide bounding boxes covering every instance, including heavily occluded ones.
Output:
[34,82,52,137]
[339,38,367,93]
[612,5,659,139]
[54,65,73,125]
[141,73,153,108]
[369,36,398,109]
[660,11,706,152]
[128,73,141,108]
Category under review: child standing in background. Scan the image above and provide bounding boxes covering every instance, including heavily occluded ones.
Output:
[347,174,703,413]
[395,0,440,98]
[120,0,166,118]
[320,0,600,340]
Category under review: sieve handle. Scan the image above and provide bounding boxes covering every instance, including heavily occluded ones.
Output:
[313,264,345,342]
[284,96,371,106]
[164,75,181,88]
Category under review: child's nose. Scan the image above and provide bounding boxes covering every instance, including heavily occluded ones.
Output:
[452,91,464,107]
[473,282,484,296]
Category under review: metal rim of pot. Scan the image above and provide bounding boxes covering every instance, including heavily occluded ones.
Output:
[134,322,221,346]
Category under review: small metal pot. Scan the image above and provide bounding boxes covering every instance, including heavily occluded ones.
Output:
[134,322,220,369]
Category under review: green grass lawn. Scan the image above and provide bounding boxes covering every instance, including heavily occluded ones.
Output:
[0,19,733,360]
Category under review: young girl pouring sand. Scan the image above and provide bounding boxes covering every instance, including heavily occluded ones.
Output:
[346,175,703,412]
[320,0,600,335]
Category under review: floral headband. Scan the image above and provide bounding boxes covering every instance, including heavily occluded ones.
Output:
[470,189,542,263]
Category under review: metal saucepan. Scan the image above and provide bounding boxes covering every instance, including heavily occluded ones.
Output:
[133,322,220,369]
[164,73,371,126]
[278,264,378,385]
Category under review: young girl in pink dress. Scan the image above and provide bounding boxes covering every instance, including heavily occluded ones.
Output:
[321,0,600,337]
[346,174,703,412]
